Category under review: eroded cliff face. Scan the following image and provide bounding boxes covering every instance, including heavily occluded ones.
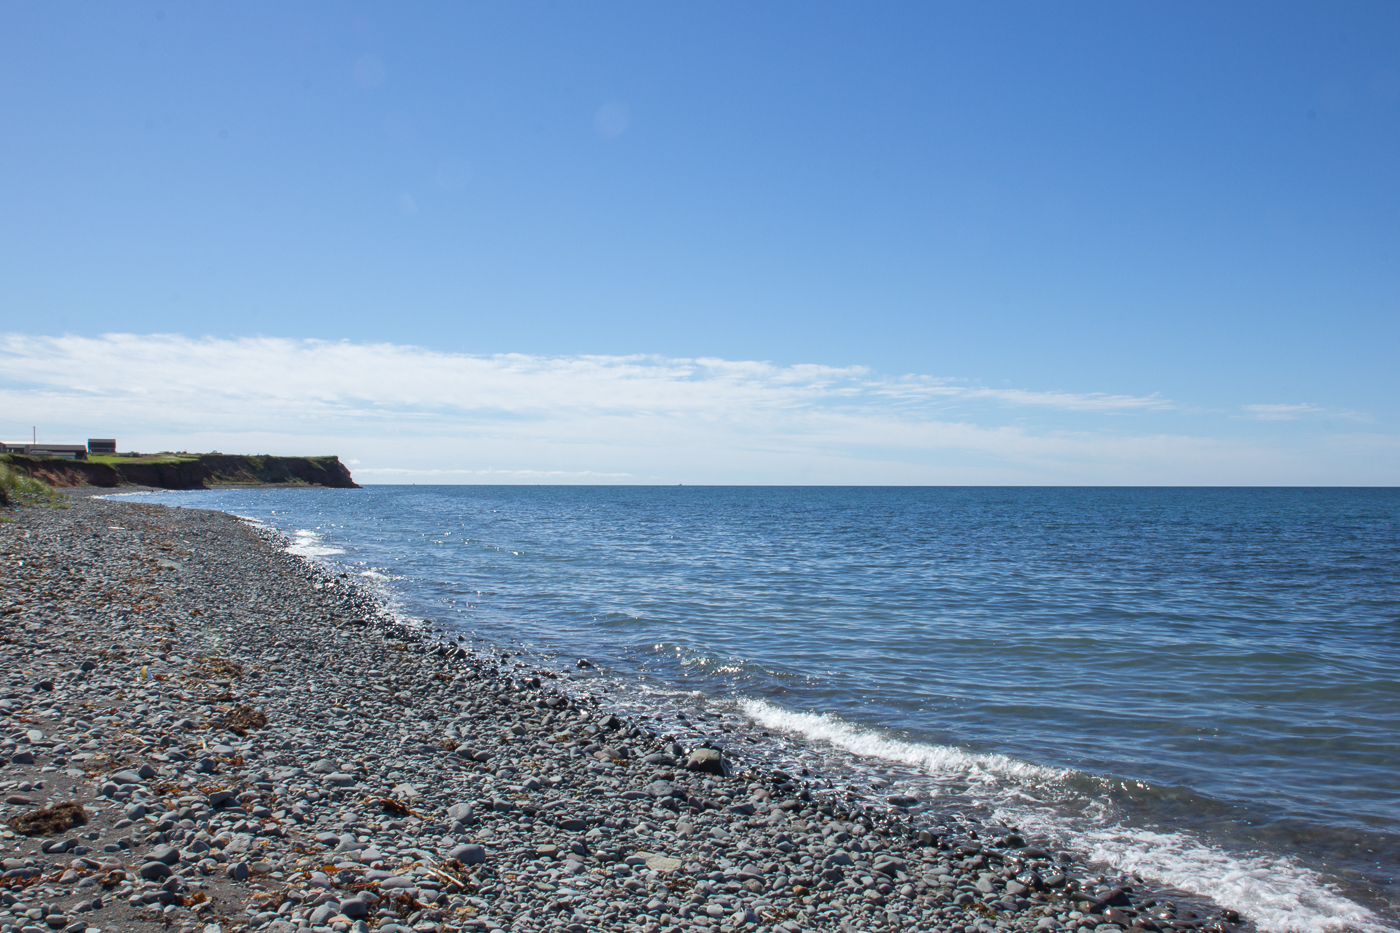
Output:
[118,459,211,490]
[5,459,123,488]
[199,454,359,488]
[3,454,359,490]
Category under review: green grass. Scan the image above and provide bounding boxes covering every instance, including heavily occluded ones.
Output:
[0,462,65,507]
[85,453,200,466]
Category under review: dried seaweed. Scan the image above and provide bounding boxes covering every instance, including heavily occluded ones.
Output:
[7,801,87,836]
[225,705,268,736]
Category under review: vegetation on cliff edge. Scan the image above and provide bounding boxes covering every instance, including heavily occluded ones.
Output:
[0,462,65,508]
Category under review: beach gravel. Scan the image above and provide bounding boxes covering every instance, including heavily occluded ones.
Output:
[0,497,1246,933]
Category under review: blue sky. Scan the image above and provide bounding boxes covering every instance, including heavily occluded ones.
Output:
[1,2,1397,483]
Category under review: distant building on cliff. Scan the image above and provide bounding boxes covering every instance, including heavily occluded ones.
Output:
[0,438,116,459]
[2,443,89,459]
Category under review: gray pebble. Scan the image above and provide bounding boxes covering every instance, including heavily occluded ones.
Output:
[136,861,170,881]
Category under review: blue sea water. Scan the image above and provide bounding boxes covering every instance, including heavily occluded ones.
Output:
[127,486,1399,932]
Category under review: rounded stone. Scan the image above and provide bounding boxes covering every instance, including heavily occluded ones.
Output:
[448,844,486,865]
[137,861,171,881]
[149,844,181,865]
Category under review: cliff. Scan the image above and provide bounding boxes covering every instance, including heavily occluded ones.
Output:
[2,453,359,490]
[199,454,359,488]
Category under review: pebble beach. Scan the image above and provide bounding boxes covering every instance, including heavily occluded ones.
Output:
[0,496,1249,933]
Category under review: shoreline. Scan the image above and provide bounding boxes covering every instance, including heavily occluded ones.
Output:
[1,497,1248,933]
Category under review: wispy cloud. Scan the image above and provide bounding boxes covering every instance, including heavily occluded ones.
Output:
[867,378,1171,411]
[1240,403,1327,421]
[0,334,1166,420]
[0,333,1392,484]
[1237,403,1374,423]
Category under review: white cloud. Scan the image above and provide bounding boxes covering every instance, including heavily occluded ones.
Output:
[0,333,1393,485]
[0,333,1166,419]
[1238,403,1373,423]
[871,379,1172,411]
[1240,403,1326,421]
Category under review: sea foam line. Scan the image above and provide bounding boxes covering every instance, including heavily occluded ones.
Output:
[740,698,1389,933]
[740,698,1066,785]
[285,528,346,558]
[1074,826,1389,933]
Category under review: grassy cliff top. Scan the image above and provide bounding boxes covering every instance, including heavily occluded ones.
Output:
[85,453,200,465]
[1,452,358,490]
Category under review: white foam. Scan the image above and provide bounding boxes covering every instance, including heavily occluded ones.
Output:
[740,698,1390,933]
[285,528,345,558]
[741,698,1065,785]
[1073,825,1390,933]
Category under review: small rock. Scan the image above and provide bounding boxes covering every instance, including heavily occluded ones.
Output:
[733,906,760,926]
[137,861,171,881]
[149,844,181,865]
[645,854,682,872]
[309,905,338,925]
[873,856,906,876]
[448,844,485,865]
[339,898,369,919]
[226,861,249,881]
[685,747,724,775]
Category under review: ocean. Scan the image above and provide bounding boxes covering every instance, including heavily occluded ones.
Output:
[125,485,1399,932]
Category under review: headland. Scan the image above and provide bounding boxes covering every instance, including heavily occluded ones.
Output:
[0,454,359,491]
